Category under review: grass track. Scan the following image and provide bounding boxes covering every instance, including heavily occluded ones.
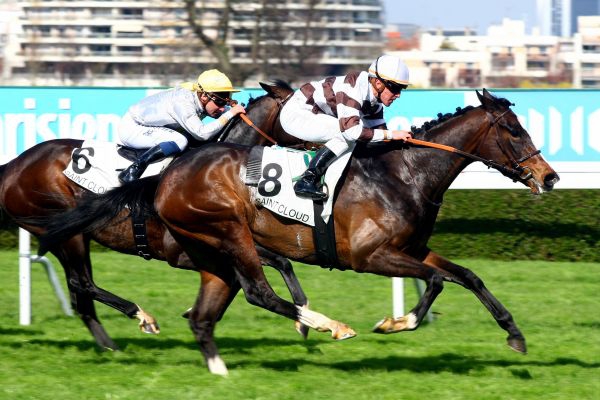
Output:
[0,251,599,399]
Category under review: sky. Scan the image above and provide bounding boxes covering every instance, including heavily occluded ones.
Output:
[383,0,538,34]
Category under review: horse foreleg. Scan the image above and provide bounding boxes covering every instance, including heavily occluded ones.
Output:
[256,245,310,339]
[356,248,445,334]
[422,250,527,354]
[188,269,240,376]
[227,239,355,340]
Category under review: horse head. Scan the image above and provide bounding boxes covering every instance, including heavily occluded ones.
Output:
[473,88,559,194]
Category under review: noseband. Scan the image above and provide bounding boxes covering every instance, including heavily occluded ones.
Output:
[481,109,541,181]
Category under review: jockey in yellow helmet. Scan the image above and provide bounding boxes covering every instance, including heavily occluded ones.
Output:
[118,69,245,184]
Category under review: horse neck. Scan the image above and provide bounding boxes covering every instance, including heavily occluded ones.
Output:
[361,107,489,205]
[221,97,299,147]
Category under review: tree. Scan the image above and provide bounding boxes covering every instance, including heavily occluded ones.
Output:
[183,0,323,85]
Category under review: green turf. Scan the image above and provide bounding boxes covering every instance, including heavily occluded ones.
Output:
[0,251,599,399]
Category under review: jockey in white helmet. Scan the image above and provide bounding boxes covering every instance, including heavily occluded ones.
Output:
[280,54,412,200]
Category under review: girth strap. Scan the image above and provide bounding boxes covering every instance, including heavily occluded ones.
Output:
[312,200,339,269]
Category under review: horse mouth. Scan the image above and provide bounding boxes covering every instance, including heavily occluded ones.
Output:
[528,171,560,194]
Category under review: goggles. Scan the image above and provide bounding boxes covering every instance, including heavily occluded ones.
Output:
[206,92,231,107]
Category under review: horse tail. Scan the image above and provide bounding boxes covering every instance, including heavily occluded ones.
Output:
[37,176,160,255]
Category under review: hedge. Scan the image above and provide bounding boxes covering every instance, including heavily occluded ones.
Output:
[1,189,598,261]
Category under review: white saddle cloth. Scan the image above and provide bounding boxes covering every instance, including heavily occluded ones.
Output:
[62,140,171,194]
[253,145,353,227]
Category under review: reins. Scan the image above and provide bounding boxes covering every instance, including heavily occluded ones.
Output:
[240,113,278,145]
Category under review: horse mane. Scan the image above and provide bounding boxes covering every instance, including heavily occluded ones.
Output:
[263,79,294,92]
[410,93,513,138]
[410,106,475,138]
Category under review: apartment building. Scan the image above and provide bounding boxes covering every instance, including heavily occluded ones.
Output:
[391,18,600,88]
[2,0,384,87]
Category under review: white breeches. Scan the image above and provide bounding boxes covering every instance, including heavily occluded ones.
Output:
[280,94,351,156]
[118,113,188,151]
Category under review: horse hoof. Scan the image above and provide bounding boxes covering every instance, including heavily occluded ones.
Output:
[207,356,229,376]
[507,337,527,354]
[331,323,356,340]
[295,321,310,340]
[140,322,160,334]
[372,317,393,334]
[181,307,192,319]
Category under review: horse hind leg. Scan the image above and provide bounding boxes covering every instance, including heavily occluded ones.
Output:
[53,237,160,337]
[50,244,119,350]
[70,290,119,351]
[224,239,355,341]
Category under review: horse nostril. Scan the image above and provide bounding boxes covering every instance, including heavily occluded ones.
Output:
[544,172,560,188]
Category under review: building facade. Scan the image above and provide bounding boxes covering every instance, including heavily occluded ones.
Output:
[2,0,385,87]
[391,17,600,89]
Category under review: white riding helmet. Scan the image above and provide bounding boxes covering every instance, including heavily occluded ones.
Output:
[368,55,410,86]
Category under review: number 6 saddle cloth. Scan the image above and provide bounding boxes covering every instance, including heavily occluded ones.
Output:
[62,140,172,195]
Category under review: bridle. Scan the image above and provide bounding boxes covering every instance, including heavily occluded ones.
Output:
[406,108,540,182]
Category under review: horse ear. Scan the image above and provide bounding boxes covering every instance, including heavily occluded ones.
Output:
[259,81,272,93]
[259,80,293,100]
[477,88,497,110]
[476,89,484,104]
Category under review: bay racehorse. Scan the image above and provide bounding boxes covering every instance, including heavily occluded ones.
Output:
[0,81,312,358]
[147,89,559,372]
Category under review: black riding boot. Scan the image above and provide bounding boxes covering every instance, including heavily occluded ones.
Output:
[294,147,337,200]
[118,145,168,184]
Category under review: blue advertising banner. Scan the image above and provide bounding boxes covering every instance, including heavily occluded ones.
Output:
[1,87,598,188]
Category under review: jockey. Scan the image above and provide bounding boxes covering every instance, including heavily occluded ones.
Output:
[117,69,246,184]
[280,54,412,200]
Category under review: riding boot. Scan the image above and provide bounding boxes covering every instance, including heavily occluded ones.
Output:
[294,147,337,200]
[118,144,168,184]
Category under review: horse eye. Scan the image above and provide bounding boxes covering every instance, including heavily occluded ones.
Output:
[505,125,521,138]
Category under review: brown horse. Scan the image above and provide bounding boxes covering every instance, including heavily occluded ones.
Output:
[147,89,559,373]
[0,81,311,357]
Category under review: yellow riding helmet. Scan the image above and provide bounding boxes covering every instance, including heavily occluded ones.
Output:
[181,69,239,93]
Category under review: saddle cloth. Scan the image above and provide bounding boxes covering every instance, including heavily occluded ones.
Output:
[251,145,353,227]
[62,140,172,194]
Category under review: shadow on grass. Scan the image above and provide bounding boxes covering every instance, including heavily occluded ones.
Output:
[0,327,44,335]
[237,353,600,376]
[3,332,599,376]
[1,335,314,354]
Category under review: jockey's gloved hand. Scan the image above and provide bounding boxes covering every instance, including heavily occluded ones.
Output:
[391,130,412,141]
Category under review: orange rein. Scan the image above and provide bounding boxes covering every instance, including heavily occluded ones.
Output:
[239,113,278,145]
[406,137,462,154]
